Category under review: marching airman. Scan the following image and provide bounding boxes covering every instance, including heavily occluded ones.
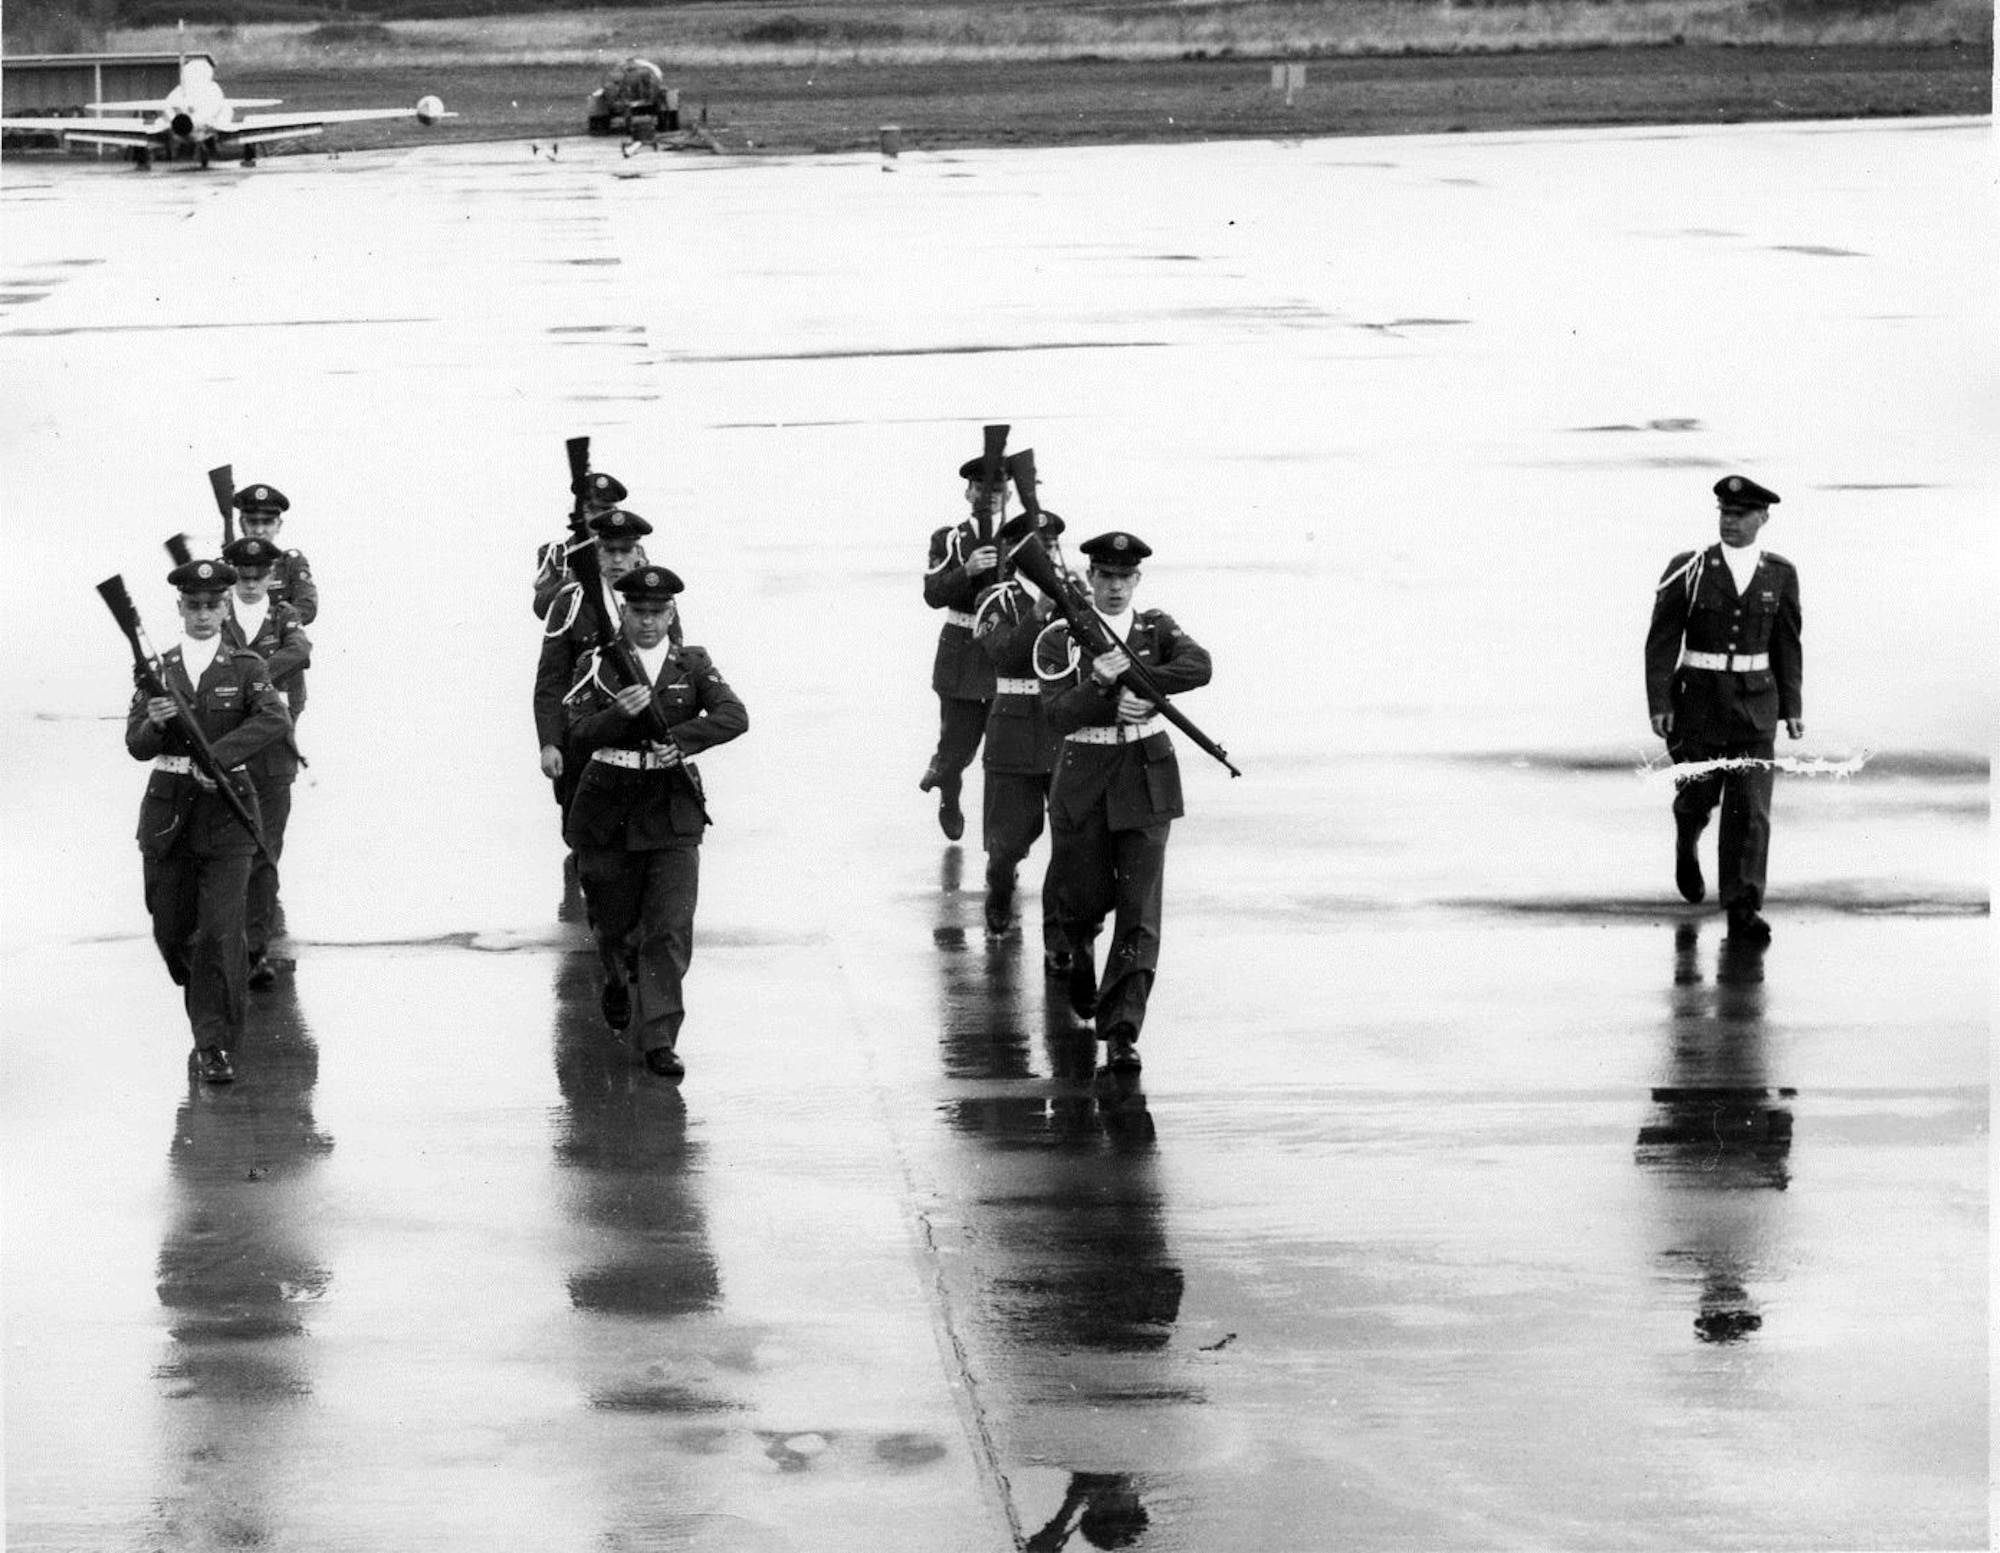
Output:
[563,566,748,1079]
[232,484,316,625]
[971,516,1072,967]
[1035,532,1212,1072]
[535,470,630,619]
[220,536,311,986]
[921,454,1008,840]
[1645,475,1804,944]
[126,559,292,1083]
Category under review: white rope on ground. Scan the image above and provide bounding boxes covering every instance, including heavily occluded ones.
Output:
[1638,750,1874,785]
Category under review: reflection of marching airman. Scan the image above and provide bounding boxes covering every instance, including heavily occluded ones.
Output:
[220,536,311,987]
[534,469,629,619]
[534,508,659,803]
[1645,475,1804,945]
[972,550,1071,965]
[1636,925,1791,1344]
[1036,532,1211,1072]
[920,455,1010,840]
[564,567,748,1079]
[232,484,316,625]
[126,559,293,1084]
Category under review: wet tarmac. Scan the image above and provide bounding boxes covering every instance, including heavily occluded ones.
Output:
[2,120,1991,1550]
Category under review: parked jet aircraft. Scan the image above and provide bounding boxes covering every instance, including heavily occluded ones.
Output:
[0,57,451,168]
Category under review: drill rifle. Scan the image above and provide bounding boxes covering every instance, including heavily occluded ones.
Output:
[207,464,235,546]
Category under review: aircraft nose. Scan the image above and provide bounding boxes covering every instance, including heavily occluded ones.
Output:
[416,95,445,126]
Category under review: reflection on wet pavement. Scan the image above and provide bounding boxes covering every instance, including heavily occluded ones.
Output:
[927,865,1192,1545]
[154,970,332,1547]
[1637,925,1795,1344]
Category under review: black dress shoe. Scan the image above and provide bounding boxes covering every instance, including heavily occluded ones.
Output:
[938,792,965,842]
[198,1046,235,1084]
[644,1047,685,1079]
[1103,1028,1142,1072]
[1726,907,1773,944]
[248,953,277,988]
[600,979,632,1030]
[1674,840,1705,904]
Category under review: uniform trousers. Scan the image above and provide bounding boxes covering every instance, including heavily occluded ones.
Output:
[1053,811,1168,1038]
[931,696,990,796]
[576,843,700,1054]
[1669,734,1775,911]
[246,773,293,957]
[144,845,254,1049]
[984,771,1064,954]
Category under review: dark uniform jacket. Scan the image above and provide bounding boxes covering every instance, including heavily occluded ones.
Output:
[974,583,1062,775]
[270,550,316,626]
[534,578,681,750]
[925,519,1000,701]
[224,597,312,765]
[125,643,292,859]
[1645,544,1802,743]
[1035,608,1212,831]
[563,644,748,851]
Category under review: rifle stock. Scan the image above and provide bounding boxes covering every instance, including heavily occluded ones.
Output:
[1001,526,1242,778]
[977,423,1009,554]
[98,574,271,855]
[206,465,235,546]
[165,533,194,568]
[566,436,592,536]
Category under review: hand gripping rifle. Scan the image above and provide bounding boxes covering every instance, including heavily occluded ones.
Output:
[207,464,236,546]
[998,497,1242,778]
[98,573,271,856]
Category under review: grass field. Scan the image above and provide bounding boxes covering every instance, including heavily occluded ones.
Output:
[107,0,1994,70]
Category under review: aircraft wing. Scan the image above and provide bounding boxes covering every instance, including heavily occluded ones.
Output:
[0,115,165,148]
[235,101,454,137]
[85,97,279,110]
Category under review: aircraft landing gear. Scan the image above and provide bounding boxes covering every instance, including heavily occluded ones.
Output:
[196,143,211,169]
[243,146,258,167]
[132,147,153,170]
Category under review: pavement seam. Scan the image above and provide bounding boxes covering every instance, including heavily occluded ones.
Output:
[831,949,1026,1551]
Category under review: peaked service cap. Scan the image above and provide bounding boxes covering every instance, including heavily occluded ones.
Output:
[1713,475,1781,509]
[168,559,238,591]
[1079,531,1151,571]
[232,484,290,513]
[615,565,684,602]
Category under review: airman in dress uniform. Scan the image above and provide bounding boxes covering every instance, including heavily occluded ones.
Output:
[221,536,312,986]
[971,515,1072,967]
[534,508,662,805]
[563,566,748,1079]
[1645,475,1804,944]
[1035,532,1212,1072]
[921,455,1010,840]
[232,484,316,625]
[535,470,630,619]
[126,559,293,1083]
